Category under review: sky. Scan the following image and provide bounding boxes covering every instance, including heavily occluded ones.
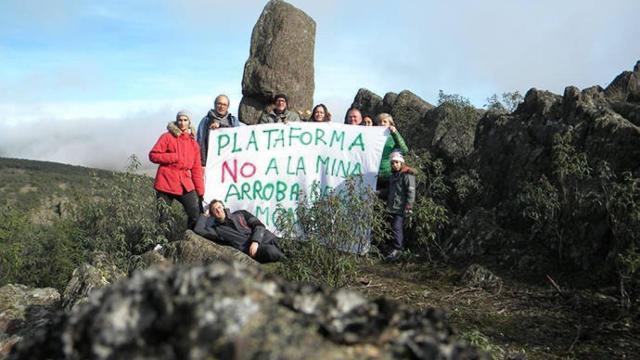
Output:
[1,0,638,172]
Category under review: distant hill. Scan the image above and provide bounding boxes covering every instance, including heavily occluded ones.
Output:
[0,157,148,223]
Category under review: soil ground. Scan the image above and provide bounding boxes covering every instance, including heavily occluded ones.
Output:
[348,259,639,359]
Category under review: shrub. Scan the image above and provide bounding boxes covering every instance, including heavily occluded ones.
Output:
[485,91,524,113]
[0,206,84,290]
[600,166,640,309]
[73,155,184,273]
[274,177,387,288]
[404,150,450,259]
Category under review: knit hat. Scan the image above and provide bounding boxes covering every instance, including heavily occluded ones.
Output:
[176,110,192,122]
[274,93,288,103]
[390,151,405,163]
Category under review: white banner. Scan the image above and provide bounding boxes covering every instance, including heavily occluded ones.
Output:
[204,122,388,230]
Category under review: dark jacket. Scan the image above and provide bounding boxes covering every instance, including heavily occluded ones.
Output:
[387,166,416,215]
[259,109,301,124]
[149,122,204,197]
[194,209,275,252]
[196,110,239,166]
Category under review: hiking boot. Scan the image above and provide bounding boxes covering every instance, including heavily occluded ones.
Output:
[384,249,401,261]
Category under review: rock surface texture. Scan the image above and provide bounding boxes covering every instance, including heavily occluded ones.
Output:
[61,252,126,311]
[0,284,60,359]
[162,230,259,267]
[239,0,315,124]
[10,260,485,360]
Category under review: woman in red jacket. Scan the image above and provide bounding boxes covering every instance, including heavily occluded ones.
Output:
[149,110,204,229]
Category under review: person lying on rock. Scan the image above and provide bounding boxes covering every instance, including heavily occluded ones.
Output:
[194,200,285,263]
[259,93,301,124]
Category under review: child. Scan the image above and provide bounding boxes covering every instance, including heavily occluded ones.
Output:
[385,151,416,261]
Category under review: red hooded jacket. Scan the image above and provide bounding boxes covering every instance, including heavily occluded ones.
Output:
[149,122,204,197]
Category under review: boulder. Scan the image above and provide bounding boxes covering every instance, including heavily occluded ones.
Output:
[239,0,316,124]
[350,88,384,120]
[0,284,60,359]
[61,252,127,311]
[349,89,435,151]
[164,230,259,267]
[422,101,482,166]
[461,264,503,293]
[10,261,486,360]
[381,92,399,114]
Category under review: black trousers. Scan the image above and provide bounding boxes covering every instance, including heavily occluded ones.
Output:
[156,190,201,229]
[253,237,285,263]
[389,213,405,250]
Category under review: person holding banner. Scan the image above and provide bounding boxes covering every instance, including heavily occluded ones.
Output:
[259,93,301,124]
[196,94,239,167]
[345,107,363,125]
[385,151,416,261]
[376,113,409,192]
[363,115,374,126]
[194,200,285,263]
[149,110,204,229]
[310,103,331,122]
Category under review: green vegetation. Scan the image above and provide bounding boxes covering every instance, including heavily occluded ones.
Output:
[507,129,640,310]
[0,156,184,291]
[404,150,450,259]
[0,157,115,213]
[0,206,83,290]
[274,177,388,288]
[485,91,524,112]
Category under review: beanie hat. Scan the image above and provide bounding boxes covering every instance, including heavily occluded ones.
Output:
[176,110,192,122]
[274,93,288,103]
[390,151,405,163]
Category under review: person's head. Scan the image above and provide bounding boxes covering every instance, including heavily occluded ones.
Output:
[209,200,226,221]
[273,93,288,113]
[175,110,192,132]
[363,115,373,126]
[376,113,395,128]
[389,151,404,172]
[346,108,362,125]
[214,95,230,116]
[312,104,331,122]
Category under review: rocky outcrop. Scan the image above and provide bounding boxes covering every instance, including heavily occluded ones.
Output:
[61,252,126,311]
[475,82,640,206]
[10,260,485,360]
[239,0,316,124]
[467,62,640,273]
[604,60,640,103]
[351,88,481,166]
[0,284,60,359]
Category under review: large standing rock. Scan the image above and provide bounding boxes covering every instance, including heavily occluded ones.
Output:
[10,260,485,360]
[0,284,60,359]
[239,0,316,124]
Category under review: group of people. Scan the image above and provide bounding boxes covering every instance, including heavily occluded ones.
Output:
[148,93,415,262]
